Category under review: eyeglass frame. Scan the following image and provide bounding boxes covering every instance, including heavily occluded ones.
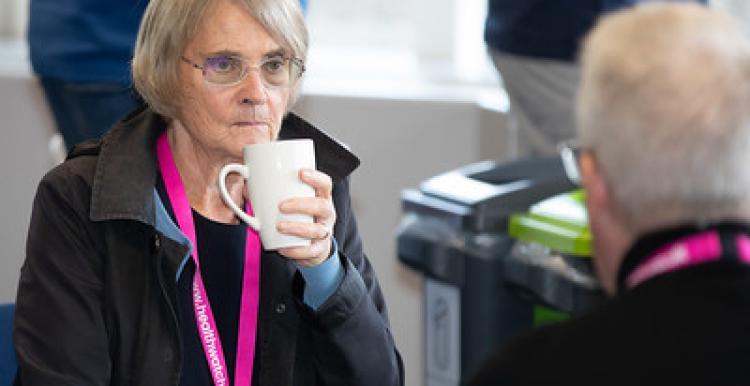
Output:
[180,54,306,88]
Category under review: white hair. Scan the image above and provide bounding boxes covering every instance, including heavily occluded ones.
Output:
[133,0,308,119]
[577,2,750,230]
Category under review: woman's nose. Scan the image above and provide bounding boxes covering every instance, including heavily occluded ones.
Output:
[238,69,267,105]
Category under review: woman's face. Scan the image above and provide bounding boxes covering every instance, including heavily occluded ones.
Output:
[176,0,291,160]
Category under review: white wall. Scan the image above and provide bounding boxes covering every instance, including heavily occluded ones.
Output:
[0,76,53,300]
[0,39,57,304]
[713,0,750,39]
[0,0,28,38]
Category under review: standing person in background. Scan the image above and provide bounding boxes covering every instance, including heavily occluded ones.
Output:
[28,1,148,151]
[29,0,309,152]
[484,0,705,157]
[471,3,750,385]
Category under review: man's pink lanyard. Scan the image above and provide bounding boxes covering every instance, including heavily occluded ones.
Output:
[156,131,260,386]
[626,230,750,289]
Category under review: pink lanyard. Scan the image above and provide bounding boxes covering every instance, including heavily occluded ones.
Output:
[156,131,260,386]
[625,230,750,289]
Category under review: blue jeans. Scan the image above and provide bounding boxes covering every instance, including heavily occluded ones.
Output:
[40,78,143,151]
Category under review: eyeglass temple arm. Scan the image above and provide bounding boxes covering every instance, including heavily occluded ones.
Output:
[559,145,582,185]
[291,58,306,74]
[181,56,203,70]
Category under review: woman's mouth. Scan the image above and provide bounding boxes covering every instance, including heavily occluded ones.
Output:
[234,121,268,127]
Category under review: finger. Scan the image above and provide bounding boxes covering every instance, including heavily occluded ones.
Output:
[299,169,332,198]
[278,242,328,266]
[277,245,312,260]
[277,221,330,241]
[278,197,334,220]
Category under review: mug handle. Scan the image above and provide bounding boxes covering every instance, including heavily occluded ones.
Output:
[218,163,261,231]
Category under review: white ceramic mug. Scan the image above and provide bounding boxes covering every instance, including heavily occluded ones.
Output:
[218,139,316,250]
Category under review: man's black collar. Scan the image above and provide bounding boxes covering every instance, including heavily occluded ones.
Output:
[616,221,750,293]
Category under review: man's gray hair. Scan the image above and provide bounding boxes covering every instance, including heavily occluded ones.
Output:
[132,0,308,119]
[577,3,750,230]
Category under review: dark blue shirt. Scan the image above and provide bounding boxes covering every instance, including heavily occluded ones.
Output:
[484,0,704,62]
[28,0,148,84]
[177,210,248,386]
[156,178,249,385]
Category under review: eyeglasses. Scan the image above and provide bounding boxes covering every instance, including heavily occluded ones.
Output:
[558,139,585,185]
[181,54,305,88]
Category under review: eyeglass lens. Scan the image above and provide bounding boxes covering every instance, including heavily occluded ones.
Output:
[203,55,298,86]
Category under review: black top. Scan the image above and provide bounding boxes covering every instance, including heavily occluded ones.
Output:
[177,211,247,386]
[157,177,248,385]
[484,1,710,62]
[468,223,750,386]
[485,0,605,61]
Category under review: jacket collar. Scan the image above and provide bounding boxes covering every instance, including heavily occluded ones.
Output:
[79,106,360,226]
[616,221,750,292]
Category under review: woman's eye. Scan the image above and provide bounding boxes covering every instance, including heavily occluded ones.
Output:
[263,59,285,73]
[206,57,236,73]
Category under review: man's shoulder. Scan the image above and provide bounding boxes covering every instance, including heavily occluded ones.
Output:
[510,305,619,356]
[469,300,637,385]
[472,273,750,386]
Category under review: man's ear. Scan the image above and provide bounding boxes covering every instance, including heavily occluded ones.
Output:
[579,151,632,295]
[579,151,610,215]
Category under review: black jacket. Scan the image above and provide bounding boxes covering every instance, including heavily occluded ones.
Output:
[14,107,404,386]
[468,223,750,386]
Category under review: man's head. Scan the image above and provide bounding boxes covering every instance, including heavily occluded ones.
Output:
[577,3,750,293]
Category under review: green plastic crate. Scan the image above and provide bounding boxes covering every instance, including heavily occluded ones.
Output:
[508,190,591,257]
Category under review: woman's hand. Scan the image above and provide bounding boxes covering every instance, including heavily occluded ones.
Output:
[276,168,336,267]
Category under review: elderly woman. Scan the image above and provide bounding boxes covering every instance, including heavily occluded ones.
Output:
[13,0,403,385]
